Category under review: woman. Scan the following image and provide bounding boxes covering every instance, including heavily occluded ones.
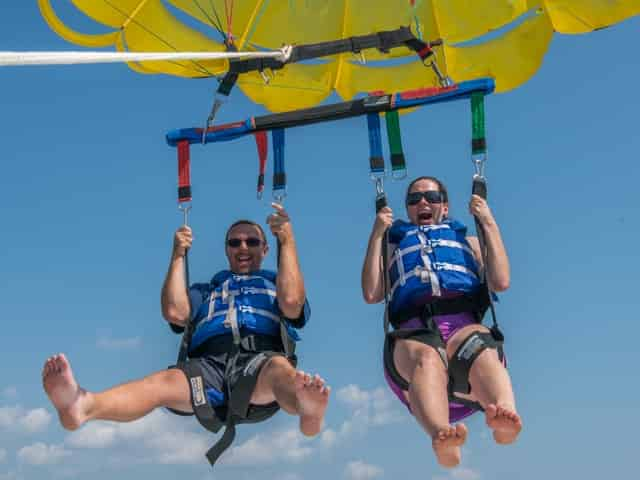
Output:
[361,176,522,468]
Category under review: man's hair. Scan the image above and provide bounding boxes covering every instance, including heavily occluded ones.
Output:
[405,176,449,205]
[225,220,267,245]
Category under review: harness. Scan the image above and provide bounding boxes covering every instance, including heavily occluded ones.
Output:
[173,270,298,467]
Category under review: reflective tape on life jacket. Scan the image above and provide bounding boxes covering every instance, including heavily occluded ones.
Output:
[388,219,481,313]
[189,270,299,352]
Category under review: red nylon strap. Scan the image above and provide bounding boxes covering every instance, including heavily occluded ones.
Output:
[399,84,457,100]
[417,45,433,59]
[177,140,192,203]
[254,131,268,196]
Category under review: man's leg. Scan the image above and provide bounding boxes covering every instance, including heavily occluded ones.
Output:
[250,356,330,437]
[393,339,467,468]
[446,325,522,445]
[42,353,191,431]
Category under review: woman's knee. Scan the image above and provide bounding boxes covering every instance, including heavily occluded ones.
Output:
[395,341,446,380]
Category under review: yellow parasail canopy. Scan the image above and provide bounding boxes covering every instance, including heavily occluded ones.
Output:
[39,0,640,112]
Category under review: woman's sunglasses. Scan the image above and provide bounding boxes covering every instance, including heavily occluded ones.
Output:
[406,190,445,205]
[226,237,263,248]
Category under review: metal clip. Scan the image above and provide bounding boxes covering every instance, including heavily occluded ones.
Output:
[178,202,192,226]
[472,154,486,178]
[259,69,273,84]
[202,96,225,144]
[273,190,286,205]
[422,50,453,87]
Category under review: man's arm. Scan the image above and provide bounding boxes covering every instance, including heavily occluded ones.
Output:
[361,206,393,304]
[467,195,510,292]
[267,203,306,319]
[160,226,192,326]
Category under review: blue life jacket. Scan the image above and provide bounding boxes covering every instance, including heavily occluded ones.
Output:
[188,269,303,353]
[388,219,481,313]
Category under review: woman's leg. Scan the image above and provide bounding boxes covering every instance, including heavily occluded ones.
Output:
[446,325,522,444]
[393,339,467,467]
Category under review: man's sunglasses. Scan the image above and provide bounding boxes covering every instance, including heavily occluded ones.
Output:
[406,190,445,205]
[226,237,263,248]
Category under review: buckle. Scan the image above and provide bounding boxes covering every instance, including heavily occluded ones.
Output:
[421,303,435,319]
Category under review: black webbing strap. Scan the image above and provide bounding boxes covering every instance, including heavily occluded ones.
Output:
[471,176,501,335]
[206,416,236,465]
[182,361,224,434]
[254,93,392,131]
[389,289,490,329]
[227,27,440,76]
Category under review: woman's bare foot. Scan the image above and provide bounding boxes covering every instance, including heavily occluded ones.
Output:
[485,404,522,444]
[294,371,330,436]
[42,354,90,430]
[432,423,467,468]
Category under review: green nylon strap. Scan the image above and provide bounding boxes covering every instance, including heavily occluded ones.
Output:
[471,92,486,155]
[385,110,406,171]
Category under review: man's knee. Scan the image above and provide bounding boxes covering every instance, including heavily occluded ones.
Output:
[146,369,189,402]
[261,355,294,381]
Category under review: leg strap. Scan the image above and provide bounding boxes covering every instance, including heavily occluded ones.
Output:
[448,330,503,396]
[181,361,224,434]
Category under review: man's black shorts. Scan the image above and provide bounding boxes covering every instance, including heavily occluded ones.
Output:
[170,349,292,421]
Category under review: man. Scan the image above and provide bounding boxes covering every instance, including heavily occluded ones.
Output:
[43,203,329,465]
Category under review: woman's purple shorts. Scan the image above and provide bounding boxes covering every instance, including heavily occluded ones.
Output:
[384,311,479,423]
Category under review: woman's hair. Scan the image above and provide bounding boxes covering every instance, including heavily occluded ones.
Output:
[405,176,449,205]
[225,219,267,245]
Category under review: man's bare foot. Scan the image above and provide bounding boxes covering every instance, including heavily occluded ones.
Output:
[42,354,89,431]
[432,423,467,468]
[485,404,522,444]
[294,370,330,436]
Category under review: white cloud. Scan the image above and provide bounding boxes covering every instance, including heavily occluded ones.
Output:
[97,336,141,350]
[451,467,481,480]
[344,460,383,480]
[221,428,313,466]
[66,423,118,448]
[19,409,51,433]
[65,409,210,465]
[278,474,302,480]
[0,448,7,463]
[0,406,51,433]
[2,387,17,399]
[17,442,71,465]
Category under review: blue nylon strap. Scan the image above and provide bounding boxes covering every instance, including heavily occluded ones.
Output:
[367,113,385,175]
[272,128,286,193]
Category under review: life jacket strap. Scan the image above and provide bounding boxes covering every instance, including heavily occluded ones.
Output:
[189,334,285,357]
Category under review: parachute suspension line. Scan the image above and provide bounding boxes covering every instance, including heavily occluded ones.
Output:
[272,128,286,205]
[385,111,407,180]
[100,0,214,77]
[237,0,270,51]
[224,0,235,42]
[254,131,268,199]
[176,140,195,365]
[409,0,424,40]
[189,0,225,39]
[120,0,151,30]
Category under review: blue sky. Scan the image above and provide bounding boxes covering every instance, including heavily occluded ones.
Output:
[1,3,639,480]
